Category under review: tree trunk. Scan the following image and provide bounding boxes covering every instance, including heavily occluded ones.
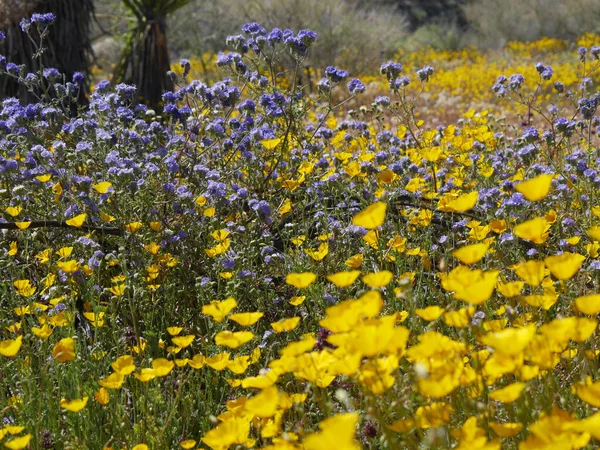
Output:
[113,0,192,111]
[124,17,173,109]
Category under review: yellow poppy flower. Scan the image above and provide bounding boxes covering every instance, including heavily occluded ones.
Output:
[167,326,183,336]
[515,173,553,201]
[172,335,195,348]
[326,270,361,288]
[228,312,264,326]
[65,213,87,228]
[215,331,254,349]
[99,372,125,389]
[303,413,360,450]
[245,386,280,418]
[362,270,394,288]
[52,337,76,362]
[0,335,23,357]
[512,260,546,286]
[415,306,446,321]
[451,243,488,265]
[271,317,301,333]
[489,382,526,403]
[344,253,364,268]
[4,434,32,450]
[111,355,136,375]
[202,297,237,322]
[289,296,306,306]
[444,191,478,212]
[92,181,112,194]
[5,206,22,217]
[352,202,387,229]
[94,387,110,405]
[513,217,550,244]
[544,252,586,280]
[60,396,89,412]
[575,294,600,315]
[285,272,317,289]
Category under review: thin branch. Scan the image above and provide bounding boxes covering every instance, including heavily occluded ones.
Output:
[0,221,123,236]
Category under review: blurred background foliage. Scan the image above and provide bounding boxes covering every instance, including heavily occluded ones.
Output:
[91,0,600,71]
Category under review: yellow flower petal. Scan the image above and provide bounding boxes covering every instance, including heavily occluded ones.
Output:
[14,222,31,230]
[496,281,524,298]
[285,272,317,289]
[167,326,183,336]
[445,191,478,212]
[99,372,125,389]
[451,243,488,265]
[36,174,52,183]
[125,221,143,233]
[95,387,110,405]
[111,355,136,375]
[415,306,445,321]
[279,198,292,216]
[205,352,230,371]
[326,270,361,288]
[575,294,600,315]
[32,324,53,339]
[515,173,553,201]
[489,422,523,438]
[172,335,195,348]
[150,358,174,377]
[0,335,23,357]
[228,312,264,326]
[60,396,89,412]
[573,379,600,407]
[65,213,87,228]
[289,296,306,306]
[303,413,360,450]
[362,271,394,288]
[57,260,80,274]
[247,387,281,419]
[544,252,586,280]
[4,434,32,450]
[514,217,550,244]
[345,253,364,269]
[271,317,301,333]
[352,202,387,229]
[261,138,281,149]
[52,337,76,363]
[214,331,254,349]
[92,182,112,194]
[202,297,237,322]
[5,206,22,217]
[489,382,526,403]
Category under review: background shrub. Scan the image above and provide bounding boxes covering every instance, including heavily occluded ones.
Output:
[168,0,408,74]
[464,0,600,47]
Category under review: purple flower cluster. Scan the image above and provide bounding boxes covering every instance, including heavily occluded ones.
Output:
[347,78,366,95]
[416,65,434,82]
[324,66,349,83]
[224,24,318,60]
[20,12,56,33]
[534,62,553,80]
